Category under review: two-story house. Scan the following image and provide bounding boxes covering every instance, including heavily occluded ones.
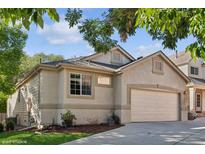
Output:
[170,52,205,115]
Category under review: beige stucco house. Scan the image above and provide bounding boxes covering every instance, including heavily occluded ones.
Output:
[170,52,205,115]
[7,46,190,126]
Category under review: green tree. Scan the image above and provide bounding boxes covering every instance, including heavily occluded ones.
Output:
[65,8,205,60]
[0,25,28,112]
[0,92,7,113]
[20,52,64,76]
[0,8,59,30]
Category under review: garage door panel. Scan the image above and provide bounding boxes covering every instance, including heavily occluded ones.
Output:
[131,89,179,122]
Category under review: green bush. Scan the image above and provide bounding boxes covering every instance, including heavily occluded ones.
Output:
[111,112,120,124]
[0,93,7,113]
[0,123,4,132]
[61,111,76,127]
[107,112,120,126]
[6,120,15,131]
[6,117,17,125]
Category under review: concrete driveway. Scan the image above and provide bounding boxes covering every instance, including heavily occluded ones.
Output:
[65,117,205,145]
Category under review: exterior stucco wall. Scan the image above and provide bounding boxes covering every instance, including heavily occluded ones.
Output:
[62,69,114,124]
[40,70,59,105]
[39,70,62,125]
[63,69,114,105]
[57,109,112,125]
[113,74,125,120]
[91,49,131,65]
[39,68,114,125]
[178,64,189,76]
[40,109,58,124]
[202,90,205,112]
[58,70,65,105]
[119,55,188,123]
[202,67,205,80]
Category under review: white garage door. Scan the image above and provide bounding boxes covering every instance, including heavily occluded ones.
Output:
[131,89,179,122]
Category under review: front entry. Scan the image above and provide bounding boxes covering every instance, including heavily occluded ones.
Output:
[196,93,202,112]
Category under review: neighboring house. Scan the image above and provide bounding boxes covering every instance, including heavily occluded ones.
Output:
[170,52,205,115]
[7,46,190,126]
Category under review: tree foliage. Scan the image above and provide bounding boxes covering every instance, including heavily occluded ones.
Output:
[65,8,205,60]
[0,25,28,111]
[0,92,7,113]
[0,8,59,30]
[20,52,64,76]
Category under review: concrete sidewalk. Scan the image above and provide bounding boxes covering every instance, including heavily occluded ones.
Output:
[64,118,205,145]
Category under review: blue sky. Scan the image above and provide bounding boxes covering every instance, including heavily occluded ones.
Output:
[24,8,195,59]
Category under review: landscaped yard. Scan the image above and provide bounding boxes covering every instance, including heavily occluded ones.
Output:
[0,124,121,145]
[0,131,89,145]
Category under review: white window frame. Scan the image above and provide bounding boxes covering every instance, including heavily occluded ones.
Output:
[69,73,92,96]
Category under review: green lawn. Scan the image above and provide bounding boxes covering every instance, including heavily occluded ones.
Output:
[0,131,89,145]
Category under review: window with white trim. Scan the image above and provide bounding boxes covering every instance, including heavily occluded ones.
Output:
[190,66,198,75]
[70,73,92,96]
[153,60,164,73]
[97,76,111,86]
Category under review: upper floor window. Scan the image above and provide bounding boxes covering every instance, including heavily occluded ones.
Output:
[153,60,164,74]
[97,76,111,86]
[190,67,198,75]
[70,73,92,96]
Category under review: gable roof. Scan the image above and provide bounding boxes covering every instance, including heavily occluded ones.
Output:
[190,77,205,87]
[16,47,190,88]
[117,51,190,83]
[169,51,192,66]
[82,45,135,61]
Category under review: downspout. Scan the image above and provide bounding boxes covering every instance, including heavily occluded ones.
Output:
[38,70,41,126]
[38,59,41,126]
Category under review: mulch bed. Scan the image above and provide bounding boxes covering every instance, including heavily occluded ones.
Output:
[31,124,123,134]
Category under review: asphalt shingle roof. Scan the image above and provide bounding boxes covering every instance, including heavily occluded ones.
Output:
[41,56,134,71]
[89,61,130,69]
[190,77,205,86]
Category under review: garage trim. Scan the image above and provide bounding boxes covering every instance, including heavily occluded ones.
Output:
[127,84,183,121]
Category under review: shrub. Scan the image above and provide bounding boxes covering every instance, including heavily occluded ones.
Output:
[107,116,115,126]
[111,112,120,124]
[6,117,17,125]
[61,111,76,127]
[0,123,4,132]
[6,120,15,131]
[107,112,120,125]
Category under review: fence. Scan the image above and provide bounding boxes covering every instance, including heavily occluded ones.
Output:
[0,113,7,123]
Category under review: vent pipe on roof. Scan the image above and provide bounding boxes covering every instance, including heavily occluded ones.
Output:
[137,56,143,60]
[176,50,178,58]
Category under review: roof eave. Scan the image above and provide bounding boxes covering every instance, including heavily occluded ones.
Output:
[16,62,115,88]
